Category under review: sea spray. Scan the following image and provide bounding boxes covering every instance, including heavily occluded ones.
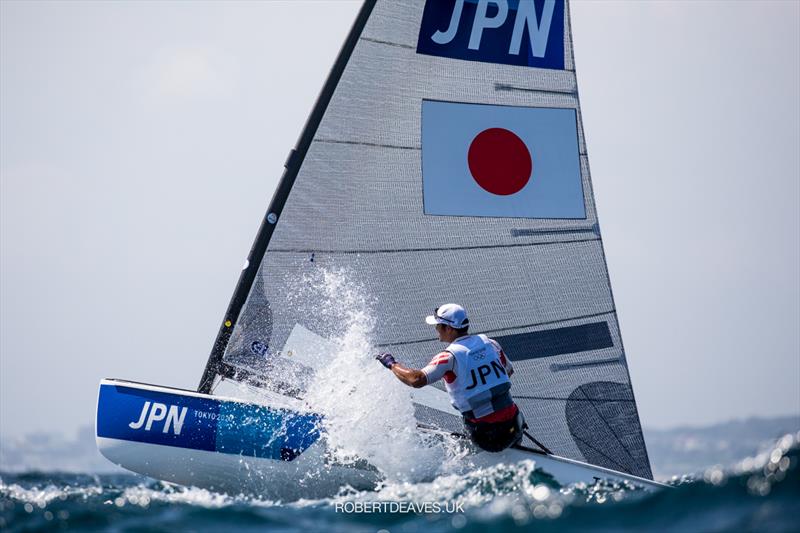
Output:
[288,267,445,483]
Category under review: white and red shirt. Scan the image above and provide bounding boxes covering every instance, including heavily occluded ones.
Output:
[421,334,516,421]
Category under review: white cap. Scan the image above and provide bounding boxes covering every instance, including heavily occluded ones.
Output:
[425,303,469,329]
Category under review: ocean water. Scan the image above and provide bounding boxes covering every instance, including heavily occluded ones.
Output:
[2,433,798,533]
[3,270,798,531]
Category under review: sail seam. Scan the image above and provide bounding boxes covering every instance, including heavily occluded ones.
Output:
[514,395,634,402]
[268,237,601,255]
[360,36,415,49]
[315,138,420,150]
[374,310,617,347]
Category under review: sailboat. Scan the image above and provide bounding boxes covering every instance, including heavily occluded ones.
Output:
[96,0,668,495]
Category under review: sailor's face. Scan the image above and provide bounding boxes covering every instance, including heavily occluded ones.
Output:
[435,323,447,341]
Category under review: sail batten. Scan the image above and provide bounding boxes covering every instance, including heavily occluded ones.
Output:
[205,0,653,479]
[266,238,601,255]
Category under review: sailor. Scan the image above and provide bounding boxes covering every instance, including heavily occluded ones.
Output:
[375,303,525,453]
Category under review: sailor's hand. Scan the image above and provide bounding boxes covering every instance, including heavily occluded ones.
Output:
[375,352,396,369]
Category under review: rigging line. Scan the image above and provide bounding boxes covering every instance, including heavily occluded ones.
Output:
[360,36,415,50]
[570,433,633,475]
[314,138,420,150]
[494,83,577,96]
[522,430,553,455]
[211,375,223,394]
[511,443,548,456]
[514,395,635,402]
[576,387,639,467]
[268,237,601,255]
[374,310,617,348]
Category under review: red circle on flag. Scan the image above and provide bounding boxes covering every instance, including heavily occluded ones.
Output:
[467,128,532,196]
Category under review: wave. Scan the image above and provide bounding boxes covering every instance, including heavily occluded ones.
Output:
[2,432,797,532]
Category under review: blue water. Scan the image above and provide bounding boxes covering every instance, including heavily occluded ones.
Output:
[2,435,798,532]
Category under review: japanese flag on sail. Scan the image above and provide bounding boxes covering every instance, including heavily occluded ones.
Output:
[421,100,585,219]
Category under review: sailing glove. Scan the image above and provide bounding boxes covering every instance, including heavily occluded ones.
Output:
[375,352,396,369]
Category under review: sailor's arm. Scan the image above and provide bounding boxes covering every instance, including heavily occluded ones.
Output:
[375,351,453,388]
[389,363,427,388]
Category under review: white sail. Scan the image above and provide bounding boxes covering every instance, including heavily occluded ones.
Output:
[200,0,653,480]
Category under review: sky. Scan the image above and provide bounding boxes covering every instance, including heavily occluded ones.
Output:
[1,0,798,439]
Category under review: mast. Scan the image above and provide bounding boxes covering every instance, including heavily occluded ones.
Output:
[198,0,378,393]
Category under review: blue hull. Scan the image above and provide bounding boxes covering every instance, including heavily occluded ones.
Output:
[96,380,321,462]
[95,379,666,496]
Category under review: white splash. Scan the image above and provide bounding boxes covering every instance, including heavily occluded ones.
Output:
[292,267,446,483]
